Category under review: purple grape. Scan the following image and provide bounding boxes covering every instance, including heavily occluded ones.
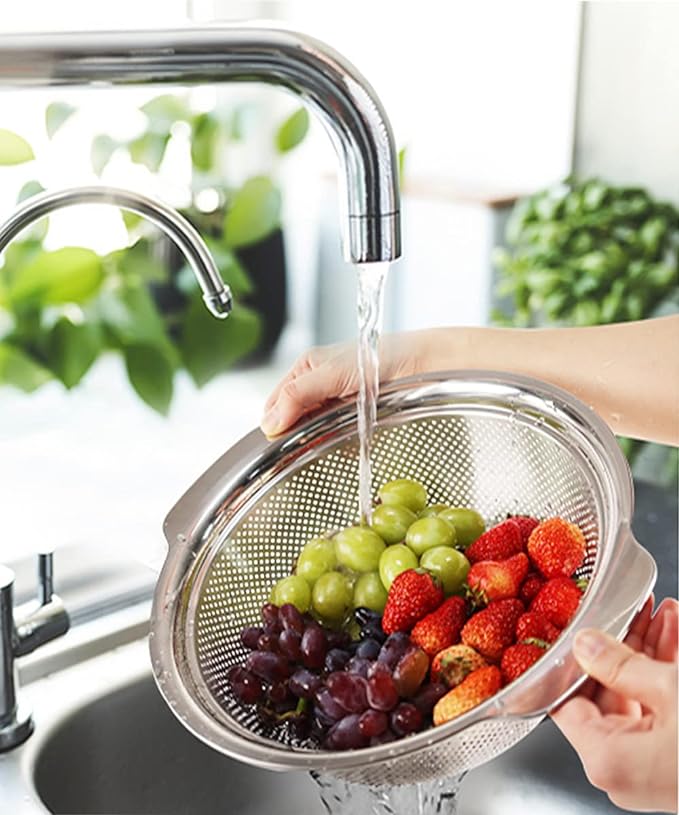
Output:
[393,646,429,698]
[346,657,371,678]
[325,714,368,750]
[354,608,382,627]
[314,687,347,723]
[358,709,388,738]
[301,625,327,670]
[356,639,381,660]
[390,702,423,736]
[326,672,369,713]
[366,667,399,712]
[240,626,264,651]
[289,669,322,700]
[246,651,290,683]
[378,632,411,670]
[257,632,279,653]
[268,680,291,705]
[360,623,387,644]
[227,666,264,704]
[325,648,351,673]
[326,630,351,650]
[413,682,448,716]
[278,629,302,661]
[279,603,305,635]
[370,728,397,746]
[261,603,280,627]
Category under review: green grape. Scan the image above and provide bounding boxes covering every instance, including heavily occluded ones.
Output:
[379,543,418,591]
[296,537,337,584]
[311,571,353,620]
[378,478,428,513]
[353,571,388,613]
[420,546,470,595]
[334,526,386,573]
[439,508,485,548]
[418,503,451,518]
[405,516,456,557]
[371,503,417,544]
[271,574,311,613]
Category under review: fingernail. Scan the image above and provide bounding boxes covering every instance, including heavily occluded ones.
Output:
[261,407,282,437]
[574,630,605,661]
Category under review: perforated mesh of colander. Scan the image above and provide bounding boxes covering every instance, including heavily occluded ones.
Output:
[184,410,600,781]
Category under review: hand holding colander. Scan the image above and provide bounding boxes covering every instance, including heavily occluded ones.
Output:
[150,371,656,787]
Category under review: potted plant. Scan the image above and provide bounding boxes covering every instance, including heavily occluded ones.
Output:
[493,176,679,487]
[0,95,309,414]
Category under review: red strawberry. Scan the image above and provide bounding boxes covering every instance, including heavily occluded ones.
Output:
[511,515,540,544]
[466,519,523,564]
[527,517,586,578]
[411,596,467,656]
[461,598,524,662]
[466,552,529,604]
[515,610,560,644]
[519,571,546,605]
[501,642,549,684]
[530,577,583,628]
[433,665,502,725]
[430,644,487,688]
[382,569,445,634]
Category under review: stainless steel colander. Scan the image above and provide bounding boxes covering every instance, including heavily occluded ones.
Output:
[150,371,656,786]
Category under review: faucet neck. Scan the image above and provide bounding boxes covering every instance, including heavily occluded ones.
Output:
[0,25,401,264]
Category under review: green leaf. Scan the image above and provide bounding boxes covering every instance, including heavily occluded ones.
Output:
[129,132,170,172]
[44,316,101,388]
[0,129,34,165]
[275,107,309,153]
[141,95,189,130]
[91,134,119,176]
[181,296,261,387]
[124,343,174,415]
[224,177,281,249]
[98,280,172,353]
[398,147,407,182]
[105,239,169,284]
[17,180,45,203]
[45,102,76,139]
[191,112,220,172]
[9,247,103,307]
[0,342,52,392]
[203,238,254,296]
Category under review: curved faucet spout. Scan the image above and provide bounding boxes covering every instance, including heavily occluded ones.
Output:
[0,25,401,264]
[0,186,232,319]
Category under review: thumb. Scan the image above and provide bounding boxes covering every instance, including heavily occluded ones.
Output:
[573,628,662,709]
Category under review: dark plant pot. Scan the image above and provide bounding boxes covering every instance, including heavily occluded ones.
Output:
[235,227,287,361]
[149,214,287,363]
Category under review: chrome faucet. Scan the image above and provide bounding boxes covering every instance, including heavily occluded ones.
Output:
[0,553,69,751]
[0,184,235,751]
[0,25,401,264]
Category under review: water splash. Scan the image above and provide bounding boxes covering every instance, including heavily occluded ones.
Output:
[311,772,466,815]
[356,262,389,525]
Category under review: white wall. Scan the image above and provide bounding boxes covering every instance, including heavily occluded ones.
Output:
[575,1,679,204]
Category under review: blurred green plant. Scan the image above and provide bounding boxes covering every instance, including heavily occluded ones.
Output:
[493,177,679,486]
[0,95,309,414]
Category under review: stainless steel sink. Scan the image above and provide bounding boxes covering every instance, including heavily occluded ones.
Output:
[0,604,662,815]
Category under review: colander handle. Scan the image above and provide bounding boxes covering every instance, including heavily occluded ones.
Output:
[499,524,657,720]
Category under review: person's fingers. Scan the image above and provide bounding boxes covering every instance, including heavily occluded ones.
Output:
[652,598,679,663]
[623,595,654,654]
[572,628,670,710]
[263,347,329,413]
[261,366,346,437]
[551,694,603,757]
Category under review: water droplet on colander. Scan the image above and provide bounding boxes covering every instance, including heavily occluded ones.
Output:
[177,534,187,545]
[554,657,565,667]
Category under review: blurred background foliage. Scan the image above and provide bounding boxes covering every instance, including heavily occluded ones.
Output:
[494,178,679,487]
[0,95,309,414]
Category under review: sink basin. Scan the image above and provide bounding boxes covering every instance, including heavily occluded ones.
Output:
[0,607,665,815]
